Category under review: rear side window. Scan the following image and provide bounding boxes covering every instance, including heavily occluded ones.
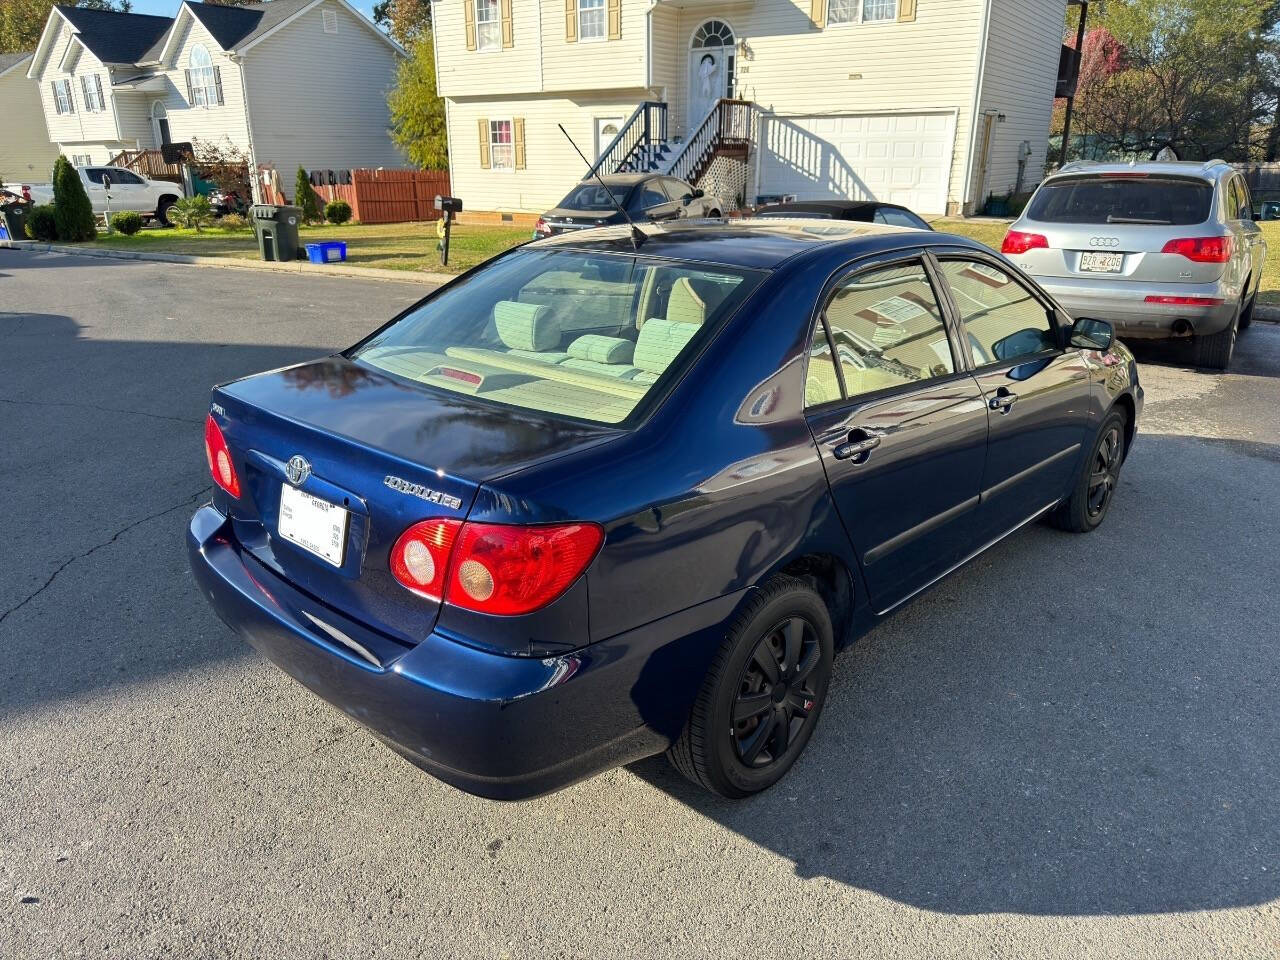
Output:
[1027,176,1213,226]
[352,250,762,424]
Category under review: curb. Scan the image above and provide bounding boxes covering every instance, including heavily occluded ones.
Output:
[1254,304,1280,323]
[1,238,453,286]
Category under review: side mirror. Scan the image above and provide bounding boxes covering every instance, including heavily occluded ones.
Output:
[1069,316,1114,351]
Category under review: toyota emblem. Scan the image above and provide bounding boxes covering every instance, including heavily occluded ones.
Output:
[285,455,311,486]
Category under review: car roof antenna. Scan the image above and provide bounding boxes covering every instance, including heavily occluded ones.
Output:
[558,123,647,250]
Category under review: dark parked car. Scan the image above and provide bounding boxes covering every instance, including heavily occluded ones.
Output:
[189,220,1142,800]
[534,173,723,237]
[754,199,933,230]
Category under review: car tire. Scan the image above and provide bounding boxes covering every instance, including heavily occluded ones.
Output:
[1048,408,1128,534]
[667,574,834,799]
[1192,302,1239,370]
[155,198,177,228]
[1239,291,1256,332]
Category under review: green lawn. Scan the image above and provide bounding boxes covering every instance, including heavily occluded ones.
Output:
[88,221,532,274]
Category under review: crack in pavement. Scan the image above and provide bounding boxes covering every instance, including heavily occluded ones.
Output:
[0,486,211,627]
[0,396,203,426]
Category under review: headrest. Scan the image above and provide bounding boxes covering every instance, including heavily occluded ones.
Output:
[494,301,557,352]
[566,334,634,365]
[633,317,701,375]
[665,276,707,326]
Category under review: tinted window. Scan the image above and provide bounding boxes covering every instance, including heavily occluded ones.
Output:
[352,250,762,424]
[1228,177,1249,220]
[83,168,108,184]
[113,170,145,185]
[821,261,955,399]
[939,260,1056,366]
[635,185,668,210]
[874,207,930,229]
[1027,176,1213,225]
[557,183,629,212]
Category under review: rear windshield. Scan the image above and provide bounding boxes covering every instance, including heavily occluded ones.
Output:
[1027,176,1213,226]
[350,249,762,424]
[557,183,632,212]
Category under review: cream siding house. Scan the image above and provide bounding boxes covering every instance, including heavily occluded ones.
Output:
[25,0,405,187]
[435,0,1068,217]
[0,53,61,183]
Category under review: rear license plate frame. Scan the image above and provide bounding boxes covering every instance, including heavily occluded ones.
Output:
[1079,251,1125,273]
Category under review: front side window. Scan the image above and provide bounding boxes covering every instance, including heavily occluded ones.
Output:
[938,260,1056,366]
[351,250,762,424]
[634,184,667,211]
[489,119,513,169]
[818,260,955,401]
[579,0,605,40]
[188,44,218,107]
[475,0,500,50]
[874,206,929,229]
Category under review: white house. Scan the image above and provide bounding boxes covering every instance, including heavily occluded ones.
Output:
[433,0,1067,218]
[25,0,407,184]
[0,52,62,184]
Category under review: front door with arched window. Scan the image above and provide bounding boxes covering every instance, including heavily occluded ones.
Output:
[689,20,735,130]
[151,101,171,147]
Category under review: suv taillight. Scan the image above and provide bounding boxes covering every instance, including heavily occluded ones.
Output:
[204,414,240,498]
[390,519,603,615]
[1161,236,1233,263]
[1001,230,1049,255]
[534,217,551,237]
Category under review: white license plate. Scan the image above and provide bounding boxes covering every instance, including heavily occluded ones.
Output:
[278,484,349,567]
[1079,252,1124,273]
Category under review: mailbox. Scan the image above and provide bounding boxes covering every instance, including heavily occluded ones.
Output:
[434,195,463,216]
[434,196,462,266]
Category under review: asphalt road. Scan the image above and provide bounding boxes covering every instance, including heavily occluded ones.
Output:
[1,250,1278,960]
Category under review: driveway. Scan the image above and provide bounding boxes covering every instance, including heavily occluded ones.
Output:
[1,251,1277,959]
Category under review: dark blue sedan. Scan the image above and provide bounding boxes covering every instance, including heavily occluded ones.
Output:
[189,219,1143,799]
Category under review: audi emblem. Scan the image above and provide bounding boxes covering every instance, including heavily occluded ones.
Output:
[1089,237,1121,248]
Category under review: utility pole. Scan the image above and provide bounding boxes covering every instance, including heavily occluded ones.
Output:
[1058,0,1090,168]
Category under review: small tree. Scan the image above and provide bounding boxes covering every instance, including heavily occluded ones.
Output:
[388,34,449,169]
[294,166,322,223]
[191,136,251,208]
[170,195,214,231]
[52,156,96,241]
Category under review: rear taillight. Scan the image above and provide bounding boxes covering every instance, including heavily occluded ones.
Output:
[390,518,462,600]
[1161,236,1233,263]
[203,414,240,498]
[534,217,551,236]
[1001,230,1049,255]
[390,519,604,615]
[1144,295,1224,306]
[21,185,32,202]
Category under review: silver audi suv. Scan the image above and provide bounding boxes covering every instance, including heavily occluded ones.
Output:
[1001,160,1265,369]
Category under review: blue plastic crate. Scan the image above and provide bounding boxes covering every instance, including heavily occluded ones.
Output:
[305,241,347,264]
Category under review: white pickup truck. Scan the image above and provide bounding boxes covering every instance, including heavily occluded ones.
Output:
[23,164,184,225]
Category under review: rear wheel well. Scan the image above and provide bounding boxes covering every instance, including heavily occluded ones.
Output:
[1112,393,1135,459]
[157,193,180,207]
[778,553,855,647]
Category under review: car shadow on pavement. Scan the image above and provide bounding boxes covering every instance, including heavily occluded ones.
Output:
[1126,324,1280,380]
[631,430,1280,917]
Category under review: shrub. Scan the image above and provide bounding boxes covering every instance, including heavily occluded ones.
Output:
[52,156,96,242]
[324,199,352,224]
[111,210,144,235]
[170,195,214,232]
[294,166,322,223]
[217,212,249,230]
[25,204,58,242]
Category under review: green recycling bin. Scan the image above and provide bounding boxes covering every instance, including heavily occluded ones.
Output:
[250,204,303,261]
[1,201,29,241]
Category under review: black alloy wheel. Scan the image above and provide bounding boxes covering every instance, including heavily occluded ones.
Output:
[732,617,823,768]
[1087,422,1123,520]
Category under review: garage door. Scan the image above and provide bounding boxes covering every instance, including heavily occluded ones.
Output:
[757,111,956,216]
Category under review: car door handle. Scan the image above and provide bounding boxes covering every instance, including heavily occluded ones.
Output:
[988,389,1018,414]
[832,428,883,462]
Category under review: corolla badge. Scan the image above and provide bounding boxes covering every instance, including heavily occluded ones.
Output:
[285,455,311,486]
[384,475,463,510]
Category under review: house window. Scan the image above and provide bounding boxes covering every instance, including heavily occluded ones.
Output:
[489,119,514,169]
[475,0,500,50]
[80,74,105,112]
[188,44,218,107]
[578,0,605,41]
[828,0,859,24]
[52,78,73,115]
[827,0,897,24]
[862,0,896,21]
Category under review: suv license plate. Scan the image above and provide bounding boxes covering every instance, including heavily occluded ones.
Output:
[1080,252,1124,273]
[279,483,349,567]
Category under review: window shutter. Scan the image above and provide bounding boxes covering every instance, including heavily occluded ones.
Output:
[213,66,224,105]
[51,81,61,115]
[80,76,91,111]
[478,117,491,169]
[810,0,827,27]
[463,0,476,50]
[898,0,917,22]
[94,73,105,111]
[513,117,525,169]
[500,0,513,47]
[184,68,194,104]
[564,0,576,42]
[607,0,621,39]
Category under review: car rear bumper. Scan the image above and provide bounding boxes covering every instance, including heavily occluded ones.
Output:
[188,504,741,799]
[1034,275,1238,338]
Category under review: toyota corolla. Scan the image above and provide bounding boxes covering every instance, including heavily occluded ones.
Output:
[189,220,1142,799]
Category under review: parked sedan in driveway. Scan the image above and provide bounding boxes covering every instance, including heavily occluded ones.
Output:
[1002,160,1266,370]
[189,219,1142,800]
[754,199,933,230]
[534,173,723,237]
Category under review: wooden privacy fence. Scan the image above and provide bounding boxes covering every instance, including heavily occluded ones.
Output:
[261,168,451,223]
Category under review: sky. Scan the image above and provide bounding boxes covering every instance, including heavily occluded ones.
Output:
[126,0,381,24]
